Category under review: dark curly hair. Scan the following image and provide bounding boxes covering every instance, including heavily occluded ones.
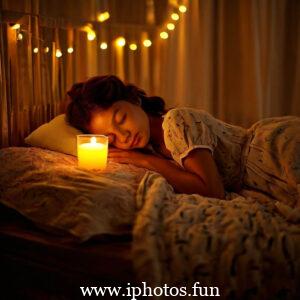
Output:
[65,75,167,133]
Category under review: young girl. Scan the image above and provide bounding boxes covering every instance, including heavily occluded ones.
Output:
[66,75,300,209]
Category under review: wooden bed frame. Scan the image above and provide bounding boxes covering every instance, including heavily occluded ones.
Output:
[0,203,135,299]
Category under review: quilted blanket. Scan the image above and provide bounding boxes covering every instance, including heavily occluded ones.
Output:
[133,171,300,299]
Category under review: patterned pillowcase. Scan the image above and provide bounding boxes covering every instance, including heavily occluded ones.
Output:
[0,147,147,242]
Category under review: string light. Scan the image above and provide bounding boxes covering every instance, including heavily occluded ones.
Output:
[129,43,137,51]
[171,13,179,21]
[179,5,187,13]
[160,32,168,39]
[167,23,175,30]
[11,23,20,30]
[100,42,108,49]
[97,12,110,22]
[11,3,188,56]
[17,33,23,40]
[56,49,62,58]
[143,39,152,47]
[87,30,96,41]
[116,37,126,47]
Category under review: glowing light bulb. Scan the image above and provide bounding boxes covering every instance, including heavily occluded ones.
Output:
[160,32,168,39]
[11,23,20,30]
[100,42,108,49]
[87,31,96,41]
[98,12,110,22]
[33,47,39,53]
[44,47,49,53]
[143,39,152,47]
[167,23,175,30]
[56,49,62,58]
[171,13,179,21]
[116,37,126,47]
[179,5,187,13]
[67,47,74,53]
[129,43,137,51]
[17,33,23,40]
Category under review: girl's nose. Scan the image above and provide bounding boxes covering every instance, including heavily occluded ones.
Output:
[121,130,131,144]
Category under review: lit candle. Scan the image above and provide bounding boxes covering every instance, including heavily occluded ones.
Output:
[77,135,108,170]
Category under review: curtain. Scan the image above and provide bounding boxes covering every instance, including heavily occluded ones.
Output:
[1,0,299,148]
[159,0,300,127]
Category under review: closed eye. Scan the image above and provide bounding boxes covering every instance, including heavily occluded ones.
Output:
[119,114,127,125]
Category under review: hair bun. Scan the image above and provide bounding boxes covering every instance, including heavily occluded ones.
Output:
[67,82,84,103]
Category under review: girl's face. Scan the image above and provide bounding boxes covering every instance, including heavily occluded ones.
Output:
[88,100,150,149]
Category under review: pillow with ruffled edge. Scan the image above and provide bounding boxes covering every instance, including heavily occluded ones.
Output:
[24,114,82,156]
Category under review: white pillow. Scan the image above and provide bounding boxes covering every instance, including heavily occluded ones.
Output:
[25,114,82,156]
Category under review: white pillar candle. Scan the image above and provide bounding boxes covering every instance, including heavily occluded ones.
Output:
[77,135,108,170]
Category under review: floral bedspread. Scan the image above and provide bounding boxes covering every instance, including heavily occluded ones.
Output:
[133,172,300,299]
[0,147,147,241]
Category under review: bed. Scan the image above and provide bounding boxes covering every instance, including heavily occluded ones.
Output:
[0,146,300,300]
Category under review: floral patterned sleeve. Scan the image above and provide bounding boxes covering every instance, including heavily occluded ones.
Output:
[162,108,217,168]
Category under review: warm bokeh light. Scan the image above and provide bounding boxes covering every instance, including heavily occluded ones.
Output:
[129,43,137,51]
[87,31,96,41]
[116,37,126,47]
[44,47,49,53]
[179,5,187,13]
[167,23,175,30]
[143,39,152,47]
[100,42,108,49]
[97,12,110,22]
[11,23,20,30]
[171,13,179,21]
[160,32,169,39]
[17,33,23,40]
[55,49,62,58]
[33,47,39,54]
[67,47,74,53]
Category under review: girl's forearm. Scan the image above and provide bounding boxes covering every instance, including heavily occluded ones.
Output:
[145,155,219,197]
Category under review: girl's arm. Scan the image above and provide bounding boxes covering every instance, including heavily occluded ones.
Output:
[145,148,225,198]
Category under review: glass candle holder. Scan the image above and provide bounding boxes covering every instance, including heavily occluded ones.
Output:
[77,135,108,170]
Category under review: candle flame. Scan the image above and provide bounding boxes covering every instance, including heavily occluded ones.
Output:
[90,137,97,144]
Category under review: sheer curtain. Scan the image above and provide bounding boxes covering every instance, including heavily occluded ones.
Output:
[158,0,300,127]
[1,0,299,148]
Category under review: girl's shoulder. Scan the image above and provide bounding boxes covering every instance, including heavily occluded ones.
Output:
[162,106,213,124]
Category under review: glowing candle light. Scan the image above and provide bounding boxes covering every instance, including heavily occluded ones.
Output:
[44,46,50,53]
[171,13,179,21]
[129,43,137,51]
[67,47,74,53]
[33,47,39,53]
[167,23,175,30]
[143,39,152,47]
[77,135,108,170]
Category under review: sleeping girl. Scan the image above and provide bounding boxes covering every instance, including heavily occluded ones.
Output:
[66,75,300,209]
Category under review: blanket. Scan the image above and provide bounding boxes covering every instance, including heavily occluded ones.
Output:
[133,171,300,299]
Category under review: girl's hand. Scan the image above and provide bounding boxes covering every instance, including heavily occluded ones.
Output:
[108,147,152,169]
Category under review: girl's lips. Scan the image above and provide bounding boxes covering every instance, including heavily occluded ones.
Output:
[131,133,140,147]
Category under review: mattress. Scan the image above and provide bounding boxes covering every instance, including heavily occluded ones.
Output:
[0,204,134,299]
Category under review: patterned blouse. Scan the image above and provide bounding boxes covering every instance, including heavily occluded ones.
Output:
[161,107,250,191]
